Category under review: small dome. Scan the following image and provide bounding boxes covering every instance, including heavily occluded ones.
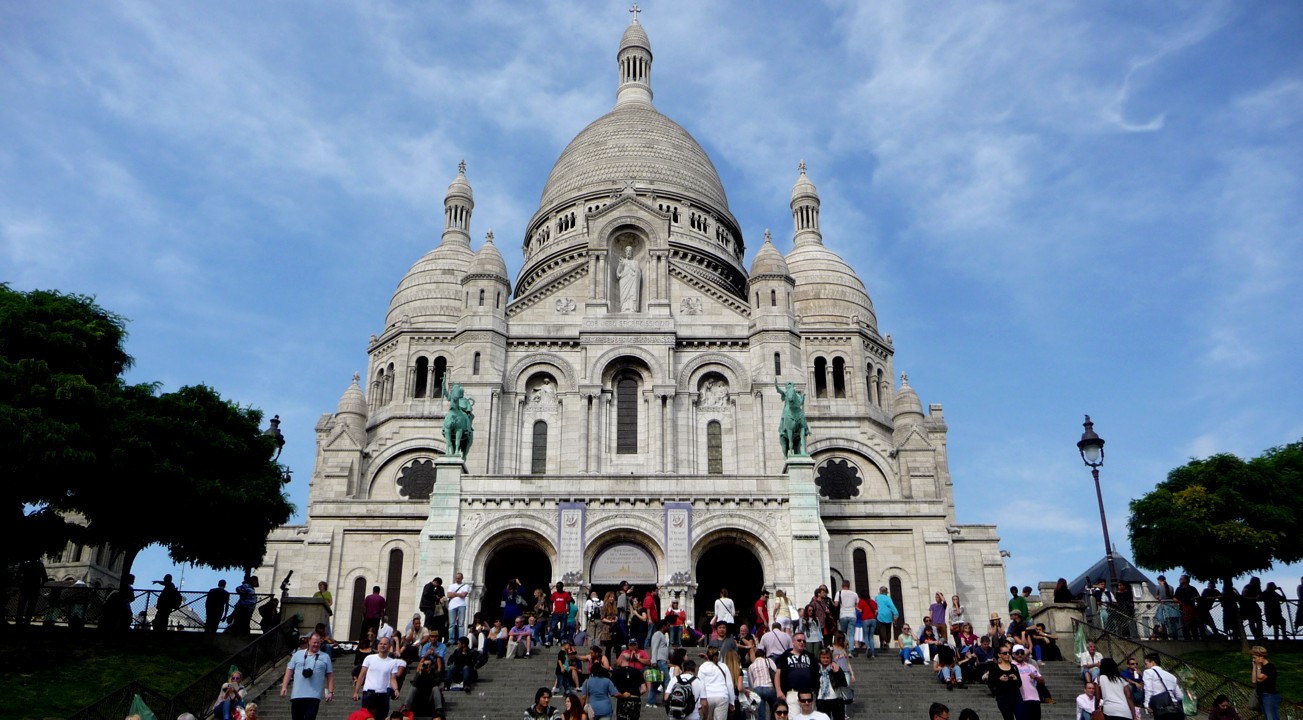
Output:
[468,232,509,281]
[385,242,474,329]
[620,18,651,55]
[446,161,473,203]
[787,242,876,329]
[893,373,924,421]
[748,230,789,277]
[791,162,818,203]
[337,374,367,417]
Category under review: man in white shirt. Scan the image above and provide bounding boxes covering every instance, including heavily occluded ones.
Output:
[758,622,791,659]
[792,691,831,720]
[664,659,707,720]
[1079,641,1104,681]
[834,581,858,640]
[377,618,396,643]
[1142,653,1184,720]
[447,571,470,640]
[352,636,403,717]
[697,647,736,720]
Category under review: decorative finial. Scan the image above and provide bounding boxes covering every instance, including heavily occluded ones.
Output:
[900,372,909,386]
[352,371,360,384]
[485,228,494,243]
[764,228,772,243]
[458,159,467,174]
[798,159,807,175]
[629,3,641,22]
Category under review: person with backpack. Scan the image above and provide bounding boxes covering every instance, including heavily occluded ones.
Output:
[665,659,707,720]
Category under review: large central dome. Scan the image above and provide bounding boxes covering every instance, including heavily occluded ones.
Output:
[538,103,730,212]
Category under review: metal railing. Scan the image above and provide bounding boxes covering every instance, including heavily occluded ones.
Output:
[1085,597,1302,641]
[67,613,303,720]
[1074,618,1301,719]
[7,582,279,634]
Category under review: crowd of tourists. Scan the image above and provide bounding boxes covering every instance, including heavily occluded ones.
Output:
[238,572,1295,720]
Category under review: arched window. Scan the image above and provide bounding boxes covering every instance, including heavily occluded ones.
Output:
[770,289,777,307]
[531,420,548,474]
[877,368,885,407]
[616,376,638,454]
[495,292,501,309]
[473,352,481,375]
[478,289,485,306]
[755,292,760,307]
[774,352,782,377]
[385,362,395,403]
[832,357,847,398]
[385,549,403,627]
[414,357,429,398]
[707,420,723,474]
[433,357,447,398]
[814,357,828,398]
[853,549,870,599]
[350,577,367,639]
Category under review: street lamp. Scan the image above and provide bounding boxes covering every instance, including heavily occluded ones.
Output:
[1077,415,1119,591]
[264,414,286,461]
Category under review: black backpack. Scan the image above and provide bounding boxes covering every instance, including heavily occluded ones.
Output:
[667,674,696,719]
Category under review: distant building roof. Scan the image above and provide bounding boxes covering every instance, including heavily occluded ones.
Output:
[1067,555,1158,597]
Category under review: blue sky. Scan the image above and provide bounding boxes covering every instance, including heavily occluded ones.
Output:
[4,1,1302,599]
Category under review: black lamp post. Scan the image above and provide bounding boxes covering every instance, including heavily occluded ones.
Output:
[1077,415,1119,591]
[264,414,286,461]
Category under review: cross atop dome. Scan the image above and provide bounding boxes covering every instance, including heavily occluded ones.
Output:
[485,229,494,243]
[629,3,640,22]
[458,159,467,174]
[799,159,807,175]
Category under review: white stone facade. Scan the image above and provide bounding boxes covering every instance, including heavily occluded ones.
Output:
[258,14,1007,639]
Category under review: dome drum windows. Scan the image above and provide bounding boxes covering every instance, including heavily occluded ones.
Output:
[812,355,848,399]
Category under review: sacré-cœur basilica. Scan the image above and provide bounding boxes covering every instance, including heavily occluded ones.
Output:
[256,11,1008,638]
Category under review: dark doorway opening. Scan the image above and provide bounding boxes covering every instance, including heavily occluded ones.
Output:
[480,541,553,623]
[694,543,764,629]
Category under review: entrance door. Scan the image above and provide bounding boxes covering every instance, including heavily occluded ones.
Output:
[480,542,553,623]
[694,544,763,629]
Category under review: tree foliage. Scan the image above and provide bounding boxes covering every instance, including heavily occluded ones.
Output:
[1,285,293,589]
[1128,440,1303,584]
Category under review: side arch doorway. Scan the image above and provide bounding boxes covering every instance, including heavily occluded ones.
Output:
[479,540,553,623]
[693,543,764,629]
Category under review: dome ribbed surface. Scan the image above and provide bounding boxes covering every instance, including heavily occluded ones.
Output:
[538,104,729,212]
[787,243,876,327]
[469,238,509,280]
[791,169,818,202]
[337,377,367,417]
[893,379,924,420]
[749,236,790,277]
[385,243,474,328]
[447,169,473,202]
[620,20,651,54]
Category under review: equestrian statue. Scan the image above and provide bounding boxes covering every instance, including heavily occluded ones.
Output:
[441,377,475,459]
[775,381,810,457]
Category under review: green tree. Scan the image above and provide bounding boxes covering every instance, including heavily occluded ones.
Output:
[1128,440,1303,585]
[77,383,294,589]
[0,285,130,572]
[1,285,293,599]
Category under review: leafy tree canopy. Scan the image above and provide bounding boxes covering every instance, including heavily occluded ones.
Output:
[1,285,293,588]
[1128,439,1303,584]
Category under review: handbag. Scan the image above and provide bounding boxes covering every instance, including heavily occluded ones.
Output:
[1091,695,1105,720]
[1146,669,1182,718]
[837,684,855,704]
[1248,694,1260,712]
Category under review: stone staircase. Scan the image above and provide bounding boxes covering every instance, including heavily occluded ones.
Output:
[248,650,1086,720]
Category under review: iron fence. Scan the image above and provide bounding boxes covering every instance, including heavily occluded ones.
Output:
[8,582,279,634]
[1084,597,1302,642]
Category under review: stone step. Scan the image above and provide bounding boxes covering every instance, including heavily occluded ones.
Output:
[250,652,1090,720]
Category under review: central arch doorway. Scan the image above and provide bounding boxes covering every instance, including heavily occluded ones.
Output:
[480,540,553,623]
[694,543,763,629]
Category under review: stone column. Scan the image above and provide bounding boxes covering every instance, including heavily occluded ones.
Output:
[784,455,829,599]
[419,457,466,584]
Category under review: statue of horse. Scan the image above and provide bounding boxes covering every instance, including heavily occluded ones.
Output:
[442,378,475,459]
[775,381,809,457]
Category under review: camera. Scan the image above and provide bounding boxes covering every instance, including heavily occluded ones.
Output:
[301,668,314,678]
